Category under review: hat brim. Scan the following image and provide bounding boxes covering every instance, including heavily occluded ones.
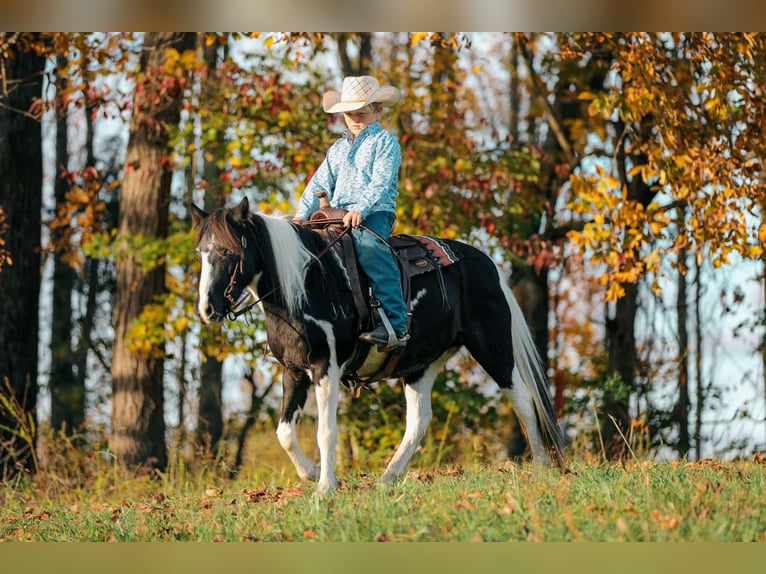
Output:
[322,85,400,113]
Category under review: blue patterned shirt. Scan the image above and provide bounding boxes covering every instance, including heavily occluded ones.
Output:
[296,121,401,220]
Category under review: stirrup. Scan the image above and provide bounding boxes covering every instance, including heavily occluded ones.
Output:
[359,324,409,351]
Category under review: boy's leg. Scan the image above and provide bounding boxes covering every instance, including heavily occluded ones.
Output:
[352,211,409,346]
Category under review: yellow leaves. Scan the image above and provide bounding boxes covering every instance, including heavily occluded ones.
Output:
[605,282,625,301]
[162,48,198,76]
[276,110,292,128]
[568,168,677,301]
[126,289,197,359]
[410,32,430,45]
[600,175,621,192]
[171,316,190,334]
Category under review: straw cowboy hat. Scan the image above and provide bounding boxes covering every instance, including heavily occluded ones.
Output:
[322,76,400,113]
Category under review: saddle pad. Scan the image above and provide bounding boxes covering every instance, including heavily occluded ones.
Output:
[392,234,459,269]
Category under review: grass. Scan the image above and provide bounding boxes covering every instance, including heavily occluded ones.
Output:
[2,448,765,542]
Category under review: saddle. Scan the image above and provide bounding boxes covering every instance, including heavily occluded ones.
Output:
[304,200,458,391]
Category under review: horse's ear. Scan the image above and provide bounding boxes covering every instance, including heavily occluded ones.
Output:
[191,204,208,228]
[232,196,249,222]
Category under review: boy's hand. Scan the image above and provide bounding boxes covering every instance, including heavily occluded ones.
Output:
[343,210,362,228]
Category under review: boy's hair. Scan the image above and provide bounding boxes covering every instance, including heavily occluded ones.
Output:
[368,102,384,113]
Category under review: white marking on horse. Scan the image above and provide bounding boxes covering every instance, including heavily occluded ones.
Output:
[410,288,427,311]
[197,242,214,323]
[380,353,451,482]
[276,410,319,481]
[302,313,341,495]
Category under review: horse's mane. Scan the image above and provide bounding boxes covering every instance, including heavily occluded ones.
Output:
[256,214,316,316]
[197,207,323,317]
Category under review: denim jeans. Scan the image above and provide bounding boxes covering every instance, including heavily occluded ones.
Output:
[351,211,408,335]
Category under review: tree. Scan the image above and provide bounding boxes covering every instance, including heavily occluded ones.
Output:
[194,36,227,455]
[563,33,766,456]
[49,55,84,436]
[0,33,46,477]
[109,32,196,471]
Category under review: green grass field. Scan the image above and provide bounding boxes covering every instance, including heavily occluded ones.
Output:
[2,448,764,542]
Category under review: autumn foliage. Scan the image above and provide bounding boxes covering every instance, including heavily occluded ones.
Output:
[2,32,766,476]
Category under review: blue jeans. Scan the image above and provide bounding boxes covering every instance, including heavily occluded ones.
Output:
[352,211,408,335]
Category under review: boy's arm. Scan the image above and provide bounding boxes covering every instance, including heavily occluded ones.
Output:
[295,153,336,220]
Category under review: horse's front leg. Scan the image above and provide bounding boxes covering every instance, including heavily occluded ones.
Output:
[276,368,319,481]
[314,366,340,496]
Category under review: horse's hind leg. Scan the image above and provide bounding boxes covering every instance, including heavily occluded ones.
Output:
[462,314,554,465]
[506,367,552,465]
[380,353,451,483]
[276,368,319,481]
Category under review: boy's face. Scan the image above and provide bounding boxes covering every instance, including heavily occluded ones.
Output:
[343,105,380,136]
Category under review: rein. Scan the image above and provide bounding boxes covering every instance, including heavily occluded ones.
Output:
[226,219,357,321]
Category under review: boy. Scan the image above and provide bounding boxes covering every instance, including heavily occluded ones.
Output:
[294,75,409,350]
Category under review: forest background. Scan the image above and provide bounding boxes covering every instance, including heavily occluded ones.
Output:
[1,32,766,481]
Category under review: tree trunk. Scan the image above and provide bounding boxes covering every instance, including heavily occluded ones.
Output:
[195,37,226,455]
[601,118,657,460]
[50,61,84,435]
[73,64,100,418]
[675,208,691,457]
[337,33,372,76]
[603,282,637,459]
[694,258,704,460]
[0,36,45,478]
[508,37,520,146]
[109,32,196,471]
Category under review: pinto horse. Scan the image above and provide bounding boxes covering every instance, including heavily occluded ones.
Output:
[192,197,564,495]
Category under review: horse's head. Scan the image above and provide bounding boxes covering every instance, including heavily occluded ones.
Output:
[191,197,256,324]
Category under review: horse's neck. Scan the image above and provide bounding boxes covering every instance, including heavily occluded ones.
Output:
[299,226,350,292]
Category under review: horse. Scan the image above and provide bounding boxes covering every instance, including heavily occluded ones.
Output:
[191,197,564,495]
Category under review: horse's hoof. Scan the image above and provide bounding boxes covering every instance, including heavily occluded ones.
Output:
[378,471,401,484]
[315,478,337,497]
[299,464,321,482]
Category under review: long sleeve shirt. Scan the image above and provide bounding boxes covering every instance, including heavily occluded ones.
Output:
[295,121,401,220]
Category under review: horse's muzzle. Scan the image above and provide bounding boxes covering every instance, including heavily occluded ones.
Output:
[198,301,227,324]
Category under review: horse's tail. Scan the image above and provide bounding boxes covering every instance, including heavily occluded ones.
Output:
[502,277,566,467]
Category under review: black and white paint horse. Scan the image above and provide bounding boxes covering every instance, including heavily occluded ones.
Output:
[192,197,564,495]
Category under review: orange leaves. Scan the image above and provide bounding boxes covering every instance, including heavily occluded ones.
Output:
[650,509,681,531]
[410,32,430,45]
[48,169,108,270]
[240,486,305,506]
[161,47,200,77]
[560,33,766,300]
[567,167,671,301]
